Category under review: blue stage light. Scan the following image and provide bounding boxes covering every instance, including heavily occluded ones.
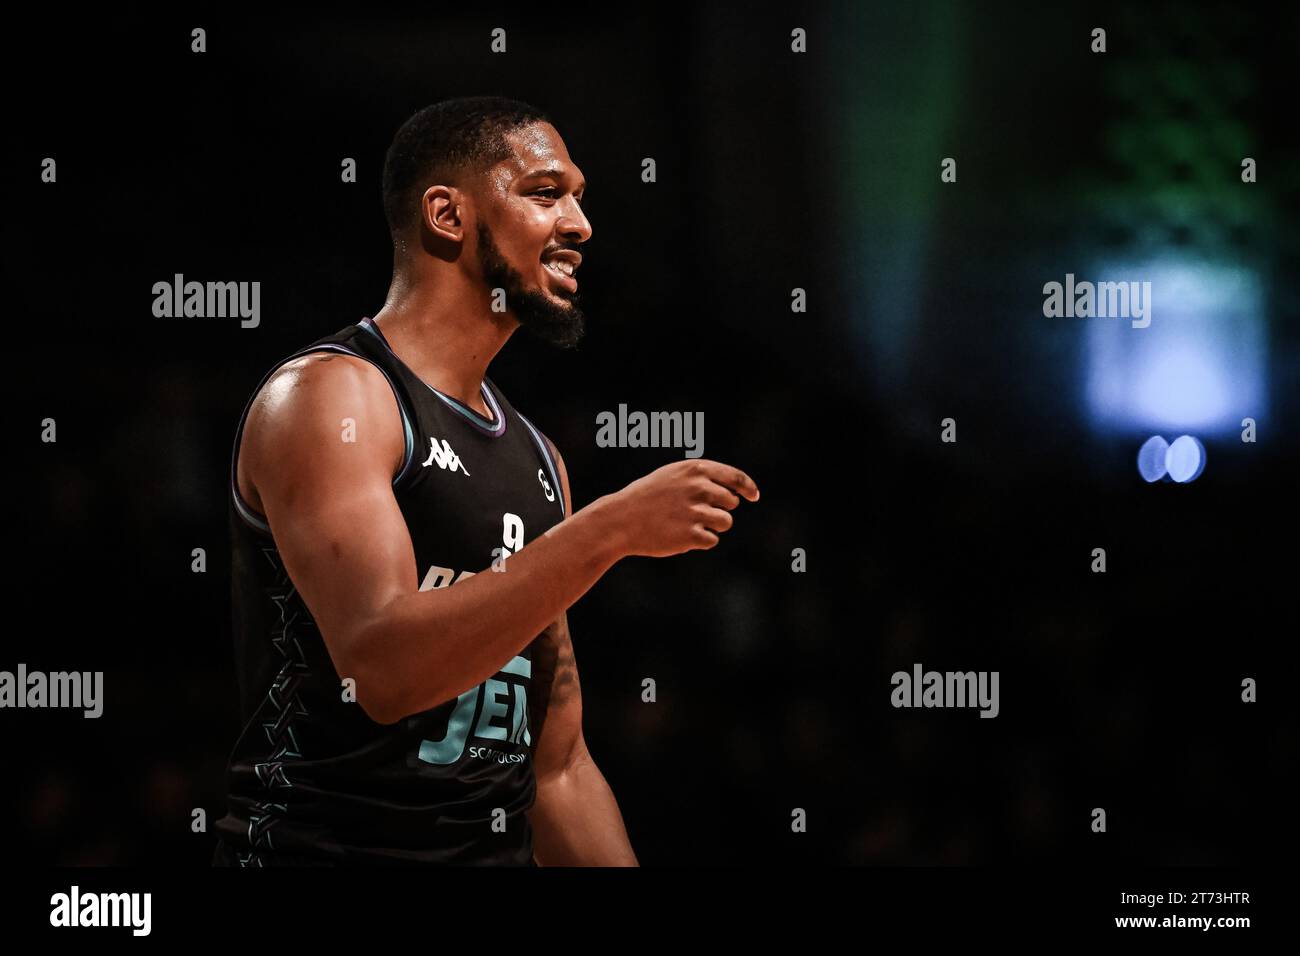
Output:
[1137,435,1170,482]
[1085,259,1265,436]
[1166,435,1206,483]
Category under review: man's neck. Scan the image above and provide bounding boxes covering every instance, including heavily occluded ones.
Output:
[369,275,515,414]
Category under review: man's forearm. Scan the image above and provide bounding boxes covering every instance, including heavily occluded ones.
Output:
[354,497,627,723]
[530,750,638,866]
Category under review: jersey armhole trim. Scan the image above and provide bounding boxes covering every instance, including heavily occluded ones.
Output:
[231,344,417,536]
[517,412,566,518]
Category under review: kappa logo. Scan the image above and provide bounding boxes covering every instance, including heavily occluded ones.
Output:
[538,468,555,502]
[421,436,470,476]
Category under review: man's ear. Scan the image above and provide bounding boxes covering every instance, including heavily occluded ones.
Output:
[421,184,465,244]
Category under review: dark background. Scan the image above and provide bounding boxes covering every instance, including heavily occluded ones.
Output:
[4,2,1294,865]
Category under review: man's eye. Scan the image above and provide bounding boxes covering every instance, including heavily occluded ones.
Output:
[532,188,558,199]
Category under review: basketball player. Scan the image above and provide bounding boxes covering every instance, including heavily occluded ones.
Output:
[211,97,759,866]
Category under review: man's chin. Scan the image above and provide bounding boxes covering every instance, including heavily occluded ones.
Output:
[513,291,585,348]
[526,317,585,349]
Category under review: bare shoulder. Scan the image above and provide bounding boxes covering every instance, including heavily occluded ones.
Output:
[238,351,405,513]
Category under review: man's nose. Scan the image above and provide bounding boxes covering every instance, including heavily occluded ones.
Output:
[557,199,592,243]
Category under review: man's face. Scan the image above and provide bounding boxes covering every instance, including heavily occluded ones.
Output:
[473,122,592,348]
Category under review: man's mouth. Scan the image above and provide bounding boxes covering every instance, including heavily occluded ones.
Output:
[541,250,581,294]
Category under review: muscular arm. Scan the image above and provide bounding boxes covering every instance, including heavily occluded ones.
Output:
[527,440,637,866]
[243,353,757,727]
[243,354,627,725]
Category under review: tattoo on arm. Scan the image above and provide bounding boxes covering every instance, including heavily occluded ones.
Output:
[529,613,580,746]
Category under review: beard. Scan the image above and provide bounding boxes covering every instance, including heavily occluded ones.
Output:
[477,220,585,349]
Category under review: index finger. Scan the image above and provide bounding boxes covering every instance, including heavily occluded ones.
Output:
[699,460,759,502]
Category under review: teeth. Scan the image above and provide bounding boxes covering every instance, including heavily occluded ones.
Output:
[545,260,574,277]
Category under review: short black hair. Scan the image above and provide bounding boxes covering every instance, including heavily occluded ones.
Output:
[382,96,552,243]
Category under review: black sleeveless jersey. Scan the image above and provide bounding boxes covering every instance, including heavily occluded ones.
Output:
[213,316,568,866]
